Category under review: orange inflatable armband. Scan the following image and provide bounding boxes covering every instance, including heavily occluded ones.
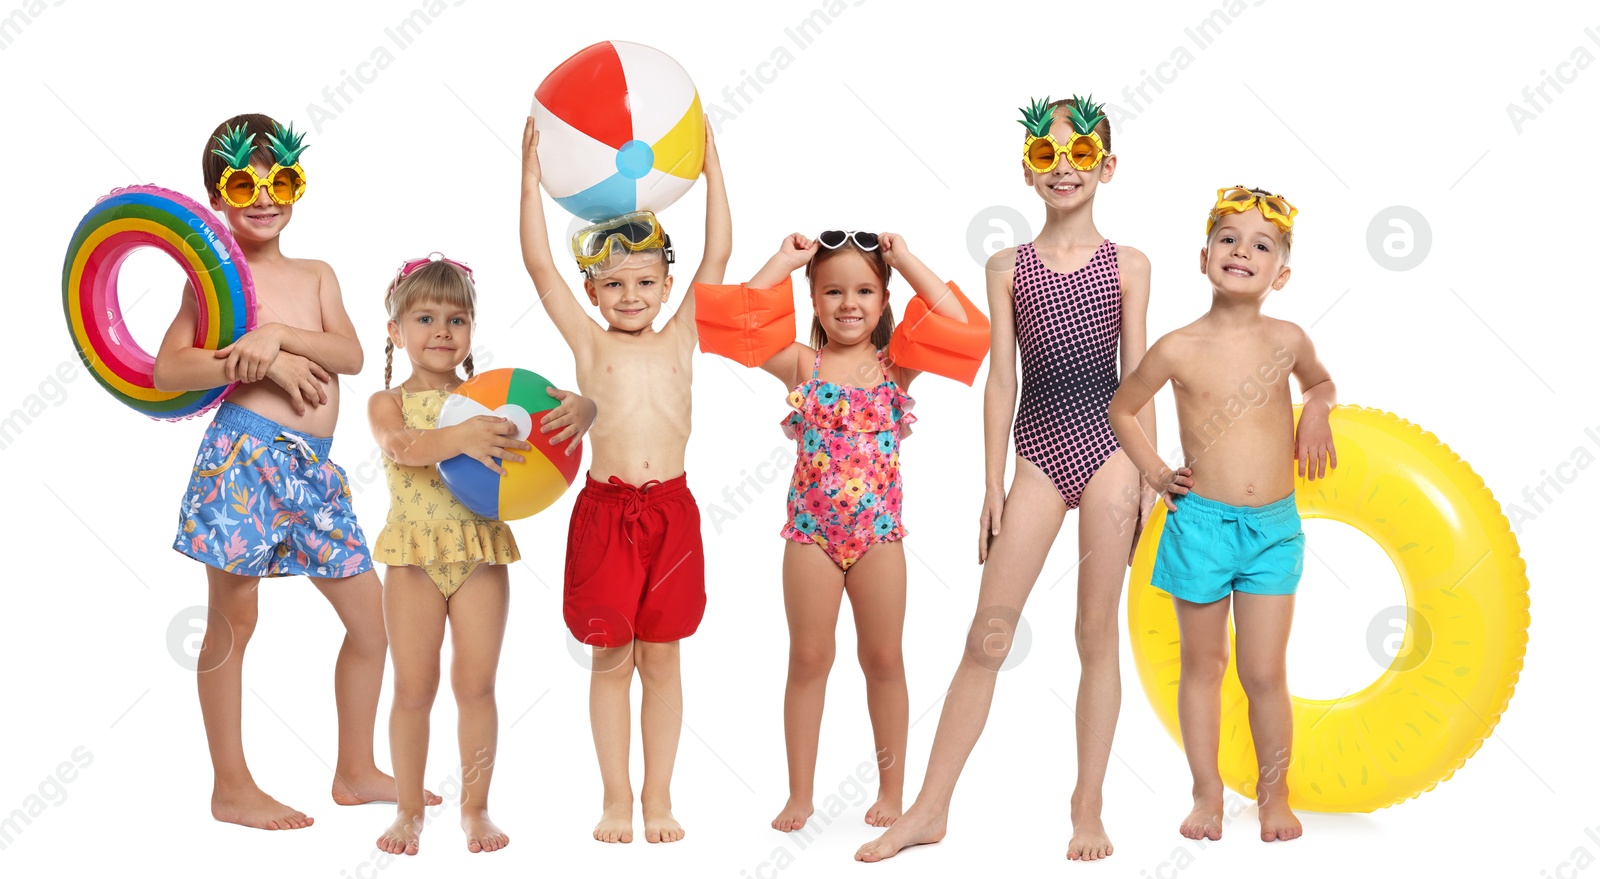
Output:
[887,281,990,385]
[694,277,797,368]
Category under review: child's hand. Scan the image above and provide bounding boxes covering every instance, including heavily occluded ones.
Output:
[700,114,720,173]
[878,232,912,270]
[452,416,531,476]
[777,233,818,271]
[265,351,330,415]
[521,118,543,188]
[978,485,1006,564]
[1150,465,1193,512]
[1128,484,1158,566]
[1295,410,1337,480]
[539,387,596,456]
[215,323,284,383]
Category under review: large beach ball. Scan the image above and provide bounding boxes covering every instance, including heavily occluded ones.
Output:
[436,368,582,520]
[531,40,704,222]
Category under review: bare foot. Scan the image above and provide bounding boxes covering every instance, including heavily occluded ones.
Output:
[1067,814,1114,860]
[855,804,945,862]
[211,785,313,830]
[643,802,684,843]
[863,794,902,828]
[594,801,633,844]
[772,795,814,832]
[1258,798,1302,842]
[463,809,510,853]
[1179,793,1224,841]
[376,811,423,856]
[332,769,443,807]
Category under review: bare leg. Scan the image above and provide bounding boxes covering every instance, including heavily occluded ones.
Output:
[773,541,847,832]
[844,541,908,828]
[774,541,851,832]
[1232,592,1301,842]
[1067,450,1140,860]
[857,458,1066,861]
[447,564,512,852]
[375,566,446,856]
[590,642,635,843]
[637,639,686,842]
[199,566,312,830]
[316,568,437,806]
[1174,595,1232,841]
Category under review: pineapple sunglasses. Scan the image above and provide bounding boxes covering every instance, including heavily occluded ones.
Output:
[216,163,305,209]
[1022,130,1107,174]
[211,122,309,210]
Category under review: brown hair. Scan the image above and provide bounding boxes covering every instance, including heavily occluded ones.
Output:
[201,113,280,199]
[804,244,896,350]
[382,260,479,388]
[1026,97,1113,154]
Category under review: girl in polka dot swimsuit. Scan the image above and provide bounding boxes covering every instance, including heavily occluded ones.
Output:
[731,230,973,835]
[859,96,1157,864]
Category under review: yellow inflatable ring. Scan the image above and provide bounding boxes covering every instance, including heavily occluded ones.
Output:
[1127,405,1529,812]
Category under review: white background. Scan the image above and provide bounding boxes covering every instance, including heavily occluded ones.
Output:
[1,0,1593,876]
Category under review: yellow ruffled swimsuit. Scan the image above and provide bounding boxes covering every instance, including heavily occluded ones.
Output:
[372,389,519,598]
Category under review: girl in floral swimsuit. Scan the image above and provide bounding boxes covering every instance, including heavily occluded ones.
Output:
[718,230,973,836]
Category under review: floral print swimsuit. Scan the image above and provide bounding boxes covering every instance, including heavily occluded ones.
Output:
[780,348,916,571]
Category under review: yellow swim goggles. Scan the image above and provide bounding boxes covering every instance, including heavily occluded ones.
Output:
[211,121,309,209]
[571,211,675,275]
[1205,186,1298,238]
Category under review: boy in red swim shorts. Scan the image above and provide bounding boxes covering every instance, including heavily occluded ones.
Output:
[519,115,731,844]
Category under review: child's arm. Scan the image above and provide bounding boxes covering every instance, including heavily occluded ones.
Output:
[747,234,820,386]
[152,282,331,413]
[519,118,601,355]
[367,390,531,476]
[213,262,363,380]
[538,387,598,456]
[978,248,1019,564]
[669,117,730,333]
[1107,335,1193,510]
[1117,247,1160,554]
[878,233,970,391]
[1286,323,1337,480]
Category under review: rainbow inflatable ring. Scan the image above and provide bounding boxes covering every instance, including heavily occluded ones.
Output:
[1128,405,1529,812]
[62,185,256,420]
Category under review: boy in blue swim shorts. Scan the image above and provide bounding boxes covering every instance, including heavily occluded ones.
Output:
[1108,187,1337,845]
[153,113,422,832]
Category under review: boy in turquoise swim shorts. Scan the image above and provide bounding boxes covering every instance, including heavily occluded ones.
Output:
[154,113,426,830]
[1107,186,1337,845]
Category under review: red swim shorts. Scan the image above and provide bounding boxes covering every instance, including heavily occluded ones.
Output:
[563,472,706,649]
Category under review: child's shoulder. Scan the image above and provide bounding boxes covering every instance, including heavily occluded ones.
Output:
[368,386,404,413]
[1258,315,1313,350]
[984,245,1020,275]
[1113,243,1150,273]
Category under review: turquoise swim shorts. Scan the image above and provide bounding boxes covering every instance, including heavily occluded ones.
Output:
[1150,490,1304,604]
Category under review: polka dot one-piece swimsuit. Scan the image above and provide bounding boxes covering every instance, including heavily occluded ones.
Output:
[780,348,916,571]
[1011,239,1123,510]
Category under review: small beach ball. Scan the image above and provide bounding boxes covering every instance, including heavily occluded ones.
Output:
[531,40,704,222]
[436,368,581,520]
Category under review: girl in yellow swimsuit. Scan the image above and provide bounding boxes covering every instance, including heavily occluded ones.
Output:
[367,254,595,856]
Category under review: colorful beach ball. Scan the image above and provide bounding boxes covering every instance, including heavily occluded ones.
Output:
[531,41,704,222]
[436,368,581,520]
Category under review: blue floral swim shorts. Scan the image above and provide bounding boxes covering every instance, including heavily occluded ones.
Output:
[172,402,373,579]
